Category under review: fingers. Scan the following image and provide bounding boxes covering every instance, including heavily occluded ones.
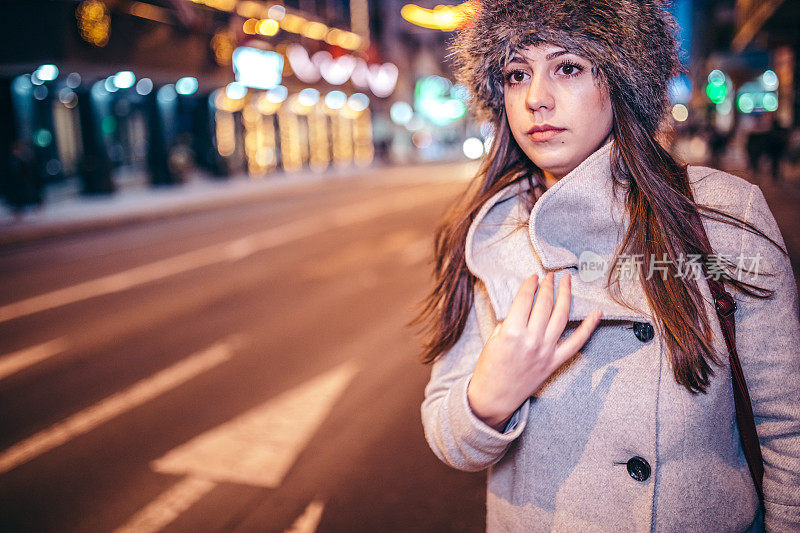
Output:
[527,271,555,340]
[552,310,603,366]
[503,274,539,331]
[542,272,571,346]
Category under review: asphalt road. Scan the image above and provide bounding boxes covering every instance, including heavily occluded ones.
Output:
[0,164,487,533]
[0,162,797,533]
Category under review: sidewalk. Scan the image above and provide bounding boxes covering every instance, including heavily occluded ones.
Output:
[0,159,477,246]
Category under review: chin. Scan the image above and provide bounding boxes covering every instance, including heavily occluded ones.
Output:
[527,152,574,176]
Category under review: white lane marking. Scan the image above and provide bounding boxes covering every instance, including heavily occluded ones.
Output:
[285,500,326,533]
[116,361,356,532]
[113,476,216,533]
[151,359,359,487]
[0,338,69,381]
[0,186,454,323]
[0,337,242,475]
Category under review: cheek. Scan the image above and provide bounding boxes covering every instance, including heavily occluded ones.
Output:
[504,92,526,130]
[565,83,611,127]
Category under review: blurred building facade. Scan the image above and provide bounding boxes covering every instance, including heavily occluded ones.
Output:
[0,0,410,205]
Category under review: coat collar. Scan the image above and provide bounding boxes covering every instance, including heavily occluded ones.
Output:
[464,140,658,325]
[528,140,627,270]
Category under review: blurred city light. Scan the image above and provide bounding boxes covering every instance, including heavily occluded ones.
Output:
[157,84,177,104]
[176,77,199,96]
[706,70,728,104]
[104,76,119,93]
[671,103,689,122]
[737,93,755,113]
[225,81,248,100]
[267,4,286,20]
[347,93,369,112]
[414,76,466,126]
[763,92,779,111]
[35,64,59,81]
[761,69,779,91]
[257,19,279,36]
[298,88,320,107]
[242,18,259,34]
[113,71,136,89]
[136,78,154,96]
[232,47,283,89]
[324,90,347,110]
[34,128,53,147]
[266,85,288,103]
[400,2,476,31]
[390,102,413,125]
[33,86,48,100]
[462,137,484,159]
[66,72,82,88]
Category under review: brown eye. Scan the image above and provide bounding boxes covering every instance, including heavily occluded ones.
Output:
[556,60,583,78]
[505,70,527,84]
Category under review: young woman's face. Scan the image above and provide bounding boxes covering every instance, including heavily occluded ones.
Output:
[503,43,614,183]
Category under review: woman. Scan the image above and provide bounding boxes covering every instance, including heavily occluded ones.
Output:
[414,1,800,531]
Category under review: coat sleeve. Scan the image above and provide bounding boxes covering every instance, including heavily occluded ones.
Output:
[420,297,532,472]
[735,184,800,532]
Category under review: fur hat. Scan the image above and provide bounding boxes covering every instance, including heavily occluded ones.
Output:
[449,0,685,134]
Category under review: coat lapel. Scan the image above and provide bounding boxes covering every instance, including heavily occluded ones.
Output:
[465,140,655,330]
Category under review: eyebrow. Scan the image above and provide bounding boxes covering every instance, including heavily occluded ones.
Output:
[506,49,572,65]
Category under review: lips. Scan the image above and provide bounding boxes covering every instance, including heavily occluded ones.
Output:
[526,124,565,134]
[527,125,566,142]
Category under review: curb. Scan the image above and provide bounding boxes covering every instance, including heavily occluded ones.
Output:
[0,159,478,246]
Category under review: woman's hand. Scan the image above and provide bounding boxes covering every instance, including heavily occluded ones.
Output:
[466,272,603,431]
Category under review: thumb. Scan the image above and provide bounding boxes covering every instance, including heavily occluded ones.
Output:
[489,320,503,339]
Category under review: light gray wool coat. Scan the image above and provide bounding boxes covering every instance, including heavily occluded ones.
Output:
[420,141,800,532]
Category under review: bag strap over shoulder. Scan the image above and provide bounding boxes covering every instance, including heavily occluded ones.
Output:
[696,221,765,501]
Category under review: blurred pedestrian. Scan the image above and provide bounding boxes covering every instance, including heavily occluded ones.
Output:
[5,139,43,217]
[708,126,730,169]
[746,128,766,176]
[414,1,800,532]
[764,113,788,182]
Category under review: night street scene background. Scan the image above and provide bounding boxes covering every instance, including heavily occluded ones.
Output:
[1,0,799,531]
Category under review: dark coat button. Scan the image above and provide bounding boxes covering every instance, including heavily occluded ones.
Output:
[632,322,654,342]
[627,456,651,482]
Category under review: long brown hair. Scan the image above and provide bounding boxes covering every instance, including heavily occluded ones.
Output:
[409,90,787,395]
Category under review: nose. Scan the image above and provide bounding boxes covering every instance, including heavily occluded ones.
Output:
[525,71,554,113]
